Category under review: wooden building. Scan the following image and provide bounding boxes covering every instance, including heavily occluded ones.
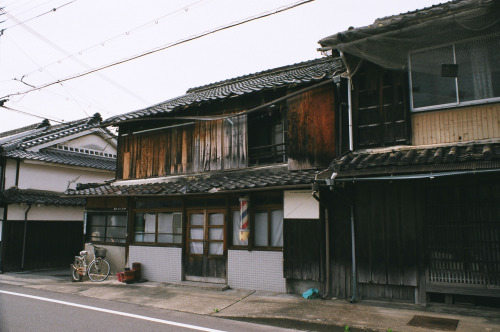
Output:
[67,58,344,292]
[316,0,500,305]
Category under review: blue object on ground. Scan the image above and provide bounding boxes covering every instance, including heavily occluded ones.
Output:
[302,288,319,299]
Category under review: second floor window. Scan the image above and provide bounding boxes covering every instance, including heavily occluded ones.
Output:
[410,35,500,111]
[248,106,287,166]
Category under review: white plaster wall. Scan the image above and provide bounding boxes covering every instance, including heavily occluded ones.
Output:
[228,250,286,292]
[16,162,113,191]
[4,159,18,189]
[128,246,182,283]
[7,204,84,221]
[64,134,116,155]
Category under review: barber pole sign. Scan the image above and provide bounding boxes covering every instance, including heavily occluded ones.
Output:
[239,196,250,242]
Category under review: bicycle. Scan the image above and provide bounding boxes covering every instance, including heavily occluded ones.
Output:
[71,243,110,282]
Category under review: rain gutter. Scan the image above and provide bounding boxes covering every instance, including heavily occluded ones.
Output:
[332,168,500,183]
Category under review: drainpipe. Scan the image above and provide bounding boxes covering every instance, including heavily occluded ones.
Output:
[338,50,354,152]
[312,172,337,297]
[21,204,32,270]
[350,205,357,303]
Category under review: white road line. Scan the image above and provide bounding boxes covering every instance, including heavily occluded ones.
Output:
[0,290,226,332]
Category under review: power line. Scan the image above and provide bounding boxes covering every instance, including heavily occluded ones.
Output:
[2,8,151,106]
[18,0,212,79]
[0,0,315,100]
[0,104,64,123]
[2,0,76,30]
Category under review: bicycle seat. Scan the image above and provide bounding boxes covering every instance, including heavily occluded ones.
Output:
[79,250,89,256]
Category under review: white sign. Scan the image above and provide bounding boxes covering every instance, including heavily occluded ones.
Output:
[284,190,319,219]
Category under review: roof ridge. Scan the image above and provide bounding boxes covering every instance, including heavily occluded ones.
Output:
[186,57,334,93]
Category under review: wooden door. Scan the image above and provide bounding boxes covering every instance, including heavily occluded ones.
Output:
[185,210,226,282]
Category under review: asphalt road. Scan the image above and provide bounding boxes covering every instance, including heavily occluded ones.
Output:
[0,284,299,332]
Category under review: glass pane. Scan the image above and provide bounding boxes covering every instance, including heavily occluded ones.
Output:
[143,234,155,242]
[158,234,173,243]
[173,234,182,244]
[270,210,283,247]
[232,210,248,246]
[89,215,106,226]
[90,225,105,242]
[144,213,156,233]
[135,233,145,242]
[109,214,127,227]
[254,211,268,247]
[190,213,204,226]
[190,228,203,240]
[209,228,223,240]
[190,241,203,254]
[209,213,224,226]
[106,226,126,243]
[456,38,500,102]
[173,213,182,234]
[134,213,145,232]
[411,45,457,108]
[209,242,223,255]
[158,213,173,233]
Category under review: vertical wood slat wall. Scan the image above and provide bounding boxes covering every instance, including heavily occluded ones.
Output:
[118,115,247,180]
[412,103,500,145]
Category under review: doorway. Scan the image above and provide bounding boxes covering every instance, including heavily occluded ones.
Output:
[185,209,226,283]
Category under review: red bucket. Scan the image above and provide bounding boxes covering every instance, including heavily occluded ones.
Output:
[116,272,124,282]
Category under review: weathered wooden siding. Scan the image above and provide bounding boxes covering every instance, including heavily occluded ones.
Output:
[118,116,247,180]
[287,84,336,170]
[330,182,423,301]
[412,103,500,145]
[284,219,325,281]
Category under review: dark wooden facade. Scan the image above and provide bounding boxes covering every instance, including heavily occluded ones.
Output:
[352,62,410,149]
[1,219,83,271]
[116,84,337,180]
[329,176,500,303]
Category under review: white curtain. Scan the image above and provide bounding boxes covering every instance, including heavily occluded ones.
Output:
[270,210,283,247]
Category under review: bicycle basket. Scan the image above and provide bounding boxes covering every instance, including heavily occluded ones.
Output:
[94,247,107,258]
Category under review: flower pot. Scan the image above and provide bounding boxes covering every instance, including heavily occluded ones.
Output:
[123,270,135,284]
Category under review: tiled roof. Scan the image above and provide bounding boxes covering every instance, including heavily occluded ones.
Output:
[105,57,344,124]
[0,113,116,171]
[1,188,85,206]
[317,142,500,179]
[6,149,116,171]
[318,0,482,49]
[66,166,318,197]
[0,113,111,152]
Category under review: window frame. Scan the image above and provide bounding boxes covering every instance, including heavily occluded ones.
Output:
[132,208,183,246]
[247,103,288,166]
[409,34,500,112]
[85,210,128,245]
[231,204,283,251]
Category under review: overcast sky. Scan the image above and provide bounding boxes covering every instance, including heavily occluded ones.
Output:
[0,0,443,132]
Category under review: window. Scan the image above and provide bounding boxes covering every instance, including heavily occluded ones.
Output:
[410,35,500,111]
[86,212,127,244]
[248,105,287,166]
[134,211,182,245]
[254,209,283,248]
[231,208,283,249]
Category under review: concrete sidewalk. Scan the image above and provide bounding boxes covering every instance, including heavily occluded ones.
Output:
[1,268,499,332]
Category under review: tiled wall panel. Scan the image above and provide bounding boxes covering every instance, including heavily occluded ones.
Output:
[128,246,182,283]
[228,250,286,292]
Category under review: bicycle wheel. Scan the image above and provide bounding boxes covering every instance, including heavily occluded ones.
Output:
[87,258,110,282]
[71,259,83,282]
